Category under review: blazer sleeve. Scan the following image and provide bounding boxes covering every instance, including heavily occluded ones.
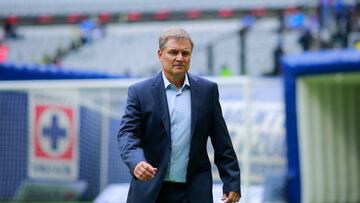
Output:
[210,84,241,195]
[117,85,146,174]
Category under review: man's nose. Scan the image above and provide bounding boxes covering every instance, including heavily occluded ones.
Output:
[176,53,184,61]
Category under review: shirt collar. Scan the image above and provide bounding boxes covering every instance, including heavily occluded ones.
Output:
[162,71,190,90]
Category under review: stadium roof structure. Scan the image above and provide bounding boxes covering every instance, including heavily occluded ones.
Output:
[282,49,360,203]
[0,0,317,17]
[0,0,318,25]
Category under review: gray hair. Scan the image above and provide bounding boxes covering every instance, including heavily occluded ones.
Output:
[159,28,194,50]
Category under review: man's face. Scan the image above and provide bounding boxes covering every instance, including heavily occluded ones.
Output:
[158,37,192,78]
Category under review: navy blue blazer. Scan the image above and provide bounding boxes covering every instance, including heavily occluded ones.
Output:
[118,72,241,203]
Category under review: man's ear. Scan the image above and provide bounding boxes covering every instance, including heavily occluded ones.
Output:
[157,49,162,61]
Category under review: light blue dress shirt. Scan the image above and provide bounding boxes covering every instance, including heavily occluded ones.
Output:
[162,71,191,183]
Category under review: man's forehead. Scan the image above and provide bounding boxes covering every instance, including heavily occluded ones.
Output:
[165,38,192,49]
[167,37,191,44]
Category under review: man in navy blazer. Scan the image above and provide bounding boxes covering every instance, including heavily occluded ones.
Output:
[118,28,241,203]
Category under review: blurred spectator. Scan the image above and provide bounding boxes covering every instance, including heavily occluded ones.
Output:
[263,40,283,77]
[0,40,8,62]
[298,28,313,51]
[319,27,332,48]
[354,40,360,50]
[94,16,107,39]
[2,18,22,40]
[220,64,232,77]
[79,17,96,44]
[273,42,283,75]
[333,1,351,48]
[79,16,106,45]
[272,14,285,76]
[285,12,305,29]
[353,2,360,31]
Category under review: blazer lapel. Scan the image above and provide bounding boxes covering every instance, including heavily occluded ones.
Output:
[152,72,171,137]
[189,74,200,137]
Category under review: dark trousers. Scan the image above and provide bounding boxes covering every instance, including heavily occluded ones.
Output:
[156,181,190,203]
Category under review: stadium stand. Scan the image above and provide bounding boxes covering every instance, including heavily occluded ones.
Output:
[59,19,301,76]
[1,18,302,77]
[6,25,78,64]
[61,20,243,76]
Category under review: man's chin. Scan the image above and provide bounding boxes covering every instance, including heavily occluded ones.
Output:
[173,66,185,69]
[172,70,186,75]
[171,67,186,73]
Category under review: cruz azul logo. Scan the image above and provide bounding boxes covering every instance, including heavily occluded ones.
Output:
[34,105,75,160]
[29,99,79,181]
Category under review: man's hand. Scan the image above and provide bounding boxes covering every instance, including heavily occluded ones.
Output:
[221,191,240,203]
[134,161,158,181]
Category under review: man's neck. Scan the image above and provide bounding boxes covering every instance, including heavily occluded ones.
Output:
[164,73,185,89]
